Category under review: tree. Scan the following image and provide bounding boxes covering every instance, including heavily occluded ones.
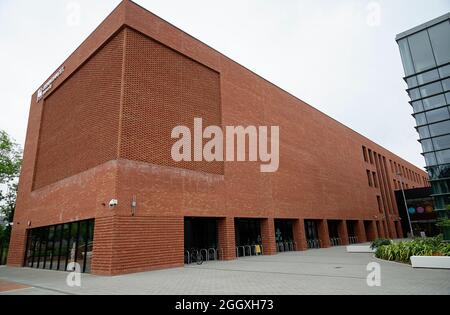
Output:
[0,130,22,241]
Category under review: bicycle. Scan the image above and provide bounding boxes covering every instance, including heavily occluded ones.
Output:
[190,249,204,265]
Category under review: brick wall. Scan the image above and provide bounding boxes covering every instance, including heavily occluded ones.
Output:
[33,30,125,190]
[92,216,184,275]
[120,28,223,175]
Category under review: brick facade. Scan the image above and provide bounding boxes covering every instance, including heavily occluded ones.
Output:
[8,0,429,275]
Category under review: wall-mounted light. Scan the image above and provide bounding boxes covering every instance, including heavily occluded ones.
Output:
[131,196,137,217]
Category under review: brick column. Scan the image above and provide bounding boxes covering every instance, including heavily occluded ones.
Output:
[395,221,404,239]
[376,221,384,239]
[218,217,236,261]
[371,220,379,240]
[355,220,367,243]
[317,220,331,248]
[338,220,349,245]
[293,219,307,251]
[7,226,28,267]
[261,218,276,255]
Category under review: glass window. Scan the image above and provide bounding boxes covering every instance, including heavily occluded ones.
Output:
[433,179,450,195]
[421,138,434,152]
[423,94,447,111]
[443,78,450,92]
[428,21,450,66]
[367,170,373,187]
[59,223,71,271]
[440,64,450,78]
[409,88,421,101]
[434,134,450,151]
[420,82,443,98]
[23,220,95,274]
[429,120,450,137]
[417,69,439,85]
[84,221,94,273]
[407,76,418,88]
[424,152,437,166]
[426,107,450,124]
[408,30,436,72]
[446,92,450,104]
[418,126,431,139]
[398,38,415,76]
[44,226,55,270]
[415,113,427,126]
[412,100,424,113]
[51,224,62,270]
[436,149,450,165]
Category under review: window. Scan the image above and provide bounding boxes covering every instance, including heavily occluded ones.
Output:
[415,113,427,126]
[436,149,450,165]
[429,120,450,137]
[398,38,415,76]
[424,152,438,166]
[412,100,424,113]
[362,146,368,162]
[24,219,94,274]
[426,107,450,124]
[367,170,373,187]
[428,21,450,66]
[422,94,447,111]
[417,69,440,85]
[418,126,431,139]
[420,82,443,98]
[368,149,374,164]
[390,160,394,173]
[377,196,383,213]
[409,88,421,101]
[433,134,450,151]
[443,78,450,92]
[439,64,450,78]
[407,76,418,88]
[372,172,378,188]
[408,30,436,72]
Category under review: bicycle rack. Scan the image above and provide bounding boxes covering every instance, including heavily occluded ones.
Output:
[277,242,284,252]
[284,241,291,251]
[307,239,321,249]
[236,246,245,257]
[208,248,217,261]
[190,249,200,263]
[244,245,252,256]
[200,249,208,261]
[348,236,358,244]
[184,250,191,265]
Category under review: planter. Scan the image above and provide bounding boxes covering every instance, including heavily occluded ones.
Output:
[346,245,375,253]
[410,256,450,269]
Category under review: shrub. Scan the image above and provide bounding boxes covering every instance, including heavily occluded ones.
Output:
[370,238,392,250]
[375,235,449,264]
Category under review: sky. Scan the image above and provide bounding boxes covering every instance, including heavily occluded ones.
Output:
[0,0,449,170]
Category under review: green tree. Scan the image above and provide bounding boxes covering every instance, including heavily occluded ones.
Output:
[0,130,22,242]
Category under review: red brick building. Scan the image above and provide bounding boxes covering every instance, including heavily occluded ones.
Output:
[8,0,429,275]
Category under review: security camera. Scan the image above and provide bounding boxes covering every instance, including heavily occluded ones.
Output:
[109,199,119,208]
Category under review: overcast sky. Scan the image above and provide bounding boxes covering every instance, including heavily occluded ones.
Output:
[1,0,449,169]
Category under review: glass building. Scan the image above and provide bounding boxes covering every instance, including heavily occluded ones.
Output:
[396,13,450,239]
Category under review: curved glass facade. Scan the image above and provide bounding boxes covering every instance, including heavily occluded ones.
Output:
[397,16,450,237]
